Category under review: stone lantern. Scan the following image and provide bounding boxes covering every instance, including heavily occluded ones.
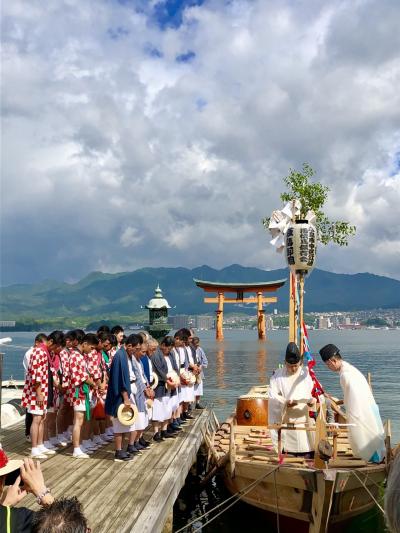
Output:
[144,285,172,340]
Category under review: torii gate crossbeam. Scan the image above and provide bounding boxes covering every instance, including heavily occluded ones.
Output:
[193,278,286,340]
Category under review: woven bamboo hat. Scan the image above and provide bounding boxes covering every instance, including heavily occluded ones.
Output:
[117,403,138,426]
[0,448,23,477]
[150,372,159,390]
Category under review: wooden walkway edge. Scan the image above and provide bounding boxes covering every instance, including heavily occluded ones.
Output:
[0,409,214,533]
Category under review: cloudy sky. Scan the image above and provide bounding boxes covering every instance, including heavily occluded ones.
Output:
[2,0,400,285]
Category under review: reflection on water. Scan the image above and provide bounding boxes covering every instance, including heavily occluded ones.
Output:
[256,343,267,384]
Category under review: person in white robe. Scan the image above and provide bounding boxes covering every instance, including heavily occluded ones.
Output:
[319,344,385,463]
[268,343,315,455]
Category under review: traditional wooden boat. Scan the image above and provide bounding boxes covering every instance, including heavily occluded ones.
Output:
[209,385,392,533]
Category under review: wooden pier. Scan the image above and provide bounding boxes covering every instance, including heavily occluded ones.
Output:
[0,408,216,532]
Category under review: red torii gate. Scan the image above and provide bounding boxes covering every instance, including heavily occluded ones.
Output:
[193,278,286,340]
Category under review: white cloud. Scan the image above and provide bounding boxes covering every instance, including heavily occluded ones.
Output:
[1,0,400,285]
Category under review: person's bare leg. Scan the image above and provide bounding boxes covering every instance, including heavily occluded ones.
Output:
[72,412,84,449]
[114,433,123,451]
[30,414,42,448]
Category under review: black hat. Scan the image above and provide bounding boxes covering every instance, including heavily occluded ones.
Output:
[319,344,340,362]
[285,342,300,364]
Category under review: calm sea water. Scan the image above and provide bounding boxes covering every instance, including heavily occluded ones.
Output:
[1,329,398,532]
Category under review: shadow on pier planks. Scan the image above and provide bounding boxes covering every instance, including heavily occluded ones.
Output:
[0,409,214,533]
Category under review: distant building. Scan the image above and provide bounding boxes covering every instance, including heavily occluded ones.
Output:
[317,316,331,329]
[265,315,274,330]
[344,316,351,326]
[194,315,215,330]
[170,315,193,330]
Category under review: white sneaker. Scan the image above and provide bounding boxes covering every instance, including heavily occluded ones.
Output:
[31,448,48,459]
[80,446,94,455]
[56,435,68,447]
[39,444,56,455]
[83,439,99,450]
[73,448,90,459]
[43,441,57,450]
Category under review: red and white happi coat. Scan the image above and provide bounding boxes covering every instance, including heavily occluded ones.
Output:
[87,349,102,382]
[68,348,89,406]
[21,344,52,410]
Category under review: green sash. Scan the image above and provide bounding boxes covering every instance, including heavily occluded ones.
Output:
[75,383,91,420]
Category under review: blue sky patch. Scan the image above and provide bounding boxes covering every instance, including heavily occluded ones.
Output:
[107,26,130,40]
[196,97,207,110]
[144,43,163,58]
[152,0,204,30]
[176,50,196,63]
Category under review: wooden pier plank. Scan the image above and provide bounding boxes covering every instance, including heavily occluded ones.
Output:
[0,410,212,533]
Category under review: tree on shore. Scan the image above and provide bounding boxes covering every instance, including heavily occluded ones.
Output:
[262,163,356,246]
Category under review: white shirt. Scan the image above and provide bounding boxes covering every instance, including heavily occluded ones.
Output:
[268,365,315,453]
[23,347,34,378]
[165,356,173,374]
[339,361,385,462]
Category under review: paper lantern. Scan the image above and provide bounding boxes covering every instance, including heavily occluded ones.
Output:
[285,220,317,275]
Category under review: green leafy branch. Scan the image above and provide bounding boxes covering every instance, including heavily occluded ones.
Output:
[262,163,356,246]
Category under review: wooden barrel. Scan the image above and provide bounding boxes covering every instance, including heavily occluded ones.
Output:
[236,395,268,426]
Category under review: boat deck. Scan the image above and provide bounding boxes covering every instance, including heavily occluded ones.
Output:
[0,409,215,533]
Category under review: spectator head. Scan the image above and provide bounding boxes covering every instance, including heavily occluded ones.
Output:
[146,338,158,356]
[97,325,110,335]
[47,331,65,353]
[111,325,124,344]
[109,334,118,348]
[64,330,77,348]
[31,497,88,533]
[81,333,98,355]
[74,329,85,344]
[34,333,47,346]
[192,336,200,347]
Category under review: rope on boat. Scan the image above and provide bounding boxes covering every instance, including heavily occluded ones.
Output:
[350,470,385,516]
[175,465,281,533]
[273,468,281,533]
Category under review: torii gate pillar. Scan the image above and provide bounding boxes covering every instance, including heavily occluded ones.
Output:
[257,291,266,340]
[216,292,224,341]
[193,278,286,341]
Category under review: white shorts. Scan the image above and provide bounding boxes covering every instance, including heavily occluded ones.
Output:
[152,396,172,422]
[135,411,149,431]
[181,385,195,403]
[112,416,135,434]
[194,381,203,396]
[170,394,179,413]
[73,400,87,412]
[28,407,46,416]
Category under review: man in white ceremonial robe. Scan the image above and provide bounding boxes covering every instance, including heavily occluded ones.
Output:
[268,343,315,455]
[319,344,385,463]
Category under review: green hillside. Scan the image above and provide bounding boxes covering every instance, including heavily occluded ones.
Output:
[1,266,399,322]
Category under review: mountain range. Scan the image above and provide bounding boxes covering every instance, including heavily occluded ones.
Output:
[1,265,399,319]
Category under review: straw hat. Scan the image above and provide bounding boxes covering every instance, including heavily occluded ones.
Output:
[117,403,138,426]
[145,398,154,409]
[0,448,23,477]
[150,372,159,390]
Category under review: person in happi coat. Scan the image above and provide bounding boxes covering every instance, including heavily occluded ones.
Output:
[268,342,315,456]
[105,334,145,461]
[192,336,208,409]
[21,331,65,459]
[152,337,181,442]
[130,336,153,451]
[319,344,385,463]
[68,333,99,459]
[22,333,47,442]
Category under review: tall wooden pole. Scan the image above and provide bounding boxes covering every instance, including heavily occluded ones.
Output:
[288,273,297,344]
[299,274,305,355]
[216,292,224,341]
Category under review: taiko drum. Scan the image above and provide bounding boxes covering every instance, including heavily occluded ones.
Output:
[236,395,268,426]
